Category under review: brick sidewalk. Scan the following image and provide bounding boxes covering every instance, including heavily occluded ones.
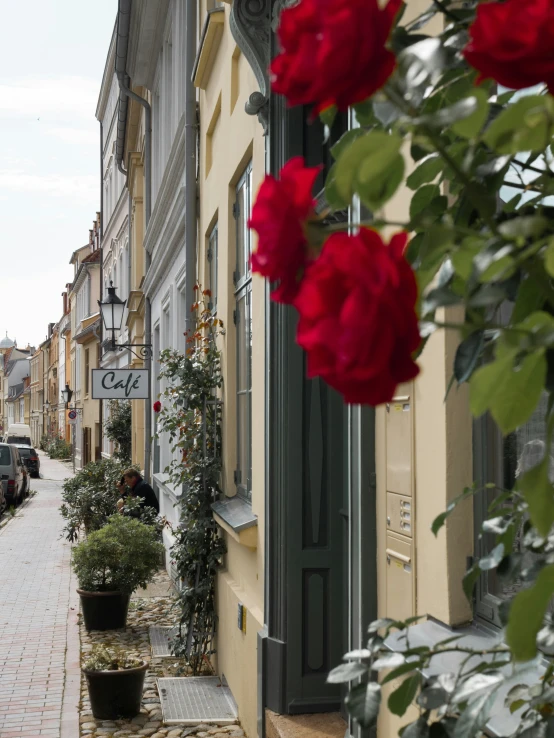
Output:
[0,453,78,737]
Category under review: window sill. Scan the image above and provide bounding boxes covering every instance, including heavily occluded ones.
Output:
[212,496,257,549]
[153,472,182,504]
[385,619,544,737]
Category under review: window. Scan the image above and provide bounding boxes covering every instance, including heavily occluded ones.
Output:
[207,222,218,312]
[473,303,547,624]
[84,349,90,396]
[234,163,253,502]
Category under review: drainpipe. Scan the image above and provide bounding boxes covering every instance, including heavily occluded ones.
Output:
[99,119,103,461]
[115,0,153,481]
[184,0,198,336]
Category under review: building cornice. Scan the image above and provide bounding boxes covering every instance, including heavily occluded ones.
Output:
[96,23,118,121]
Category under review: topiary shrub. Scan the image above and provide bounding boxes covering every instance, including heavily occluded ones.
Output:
[60,457,124,541]
[71,514,164,593]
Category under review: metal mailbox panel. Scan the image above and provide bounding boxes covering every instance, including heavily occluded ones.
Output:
[387,492,413,538]
[386,384,413,497]
[386,533,413,622]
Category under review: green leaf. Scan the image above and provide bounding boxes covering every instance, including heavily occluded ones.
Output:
[467,284,507,308]
[388,673,422,717]
[357,153,405,212]
[324,163,349,212]
[327,661,368,683]
[352,99,377,126]
[330,128,366,162]
[462,566,481,603]
[422,286,461,315]
[498,215,549,241]
[506,564,554,661]
[453,690,499,738]
[319,106,337,129]
[479,254,515,283]
[451,238,482,280]
[478,543,505,571]
[372,653,406,670]
[545,238,554,278]
[406,156,443,190]
[415,96,482,129]
[451,89,489,139]
[334,131,404,211]
[452,673,502,705]
[470,350,547,434]
[381,661,421,685]
[484,95,554,154]
[345,681,381,728]
[513,276,546,323]
[410,184,440,220]
[454,332,485,384]
[518,455,554,537]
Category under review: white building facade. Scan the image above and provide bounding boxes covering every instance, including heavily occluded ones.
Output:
[96,30,131,459]
[120,0,194,542]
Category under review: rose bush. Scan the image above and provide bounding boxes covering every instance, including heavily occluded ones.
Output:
[257,0,554,734]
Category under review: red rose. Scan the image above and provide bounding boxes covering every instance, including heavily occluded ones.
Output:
[294,229,420,406]
[249,157,320,304]
[270,0,402,114]
[464,0,554,93]
[153,401,162,413]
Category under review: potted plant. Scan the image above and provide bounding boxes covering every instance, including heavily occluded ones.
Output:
[82,644,147,719]
[72,514,164,631]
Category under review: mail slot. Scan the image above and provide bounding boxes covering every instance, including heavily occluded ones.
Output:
[386,383,413,497]
[386,533,414,621]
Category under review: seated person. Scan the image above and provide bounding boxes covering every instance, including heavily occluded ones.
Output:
[116,468,160,516]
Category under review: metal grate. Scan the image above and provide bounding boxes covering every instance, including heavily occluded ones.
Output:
[149,626,179,657]
[158,677,238,725]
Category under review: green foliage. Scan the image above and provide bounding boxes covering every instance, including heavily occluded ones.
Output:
[156,291,226,675]
[104,400,132,464]
[46,436,72,459]
[302,0,554,733]
[60,457,123,541]
[71,514,163,593]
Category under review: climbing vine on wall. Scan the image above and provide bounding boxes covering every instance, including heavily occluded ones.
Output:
[156,288,226,675]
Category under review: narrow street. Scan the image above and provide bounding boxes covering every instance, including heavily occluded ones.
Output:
[0,453,79,738]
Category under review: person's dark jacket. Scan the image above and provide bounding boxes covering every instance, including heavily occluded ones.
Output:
[126,478,160,515]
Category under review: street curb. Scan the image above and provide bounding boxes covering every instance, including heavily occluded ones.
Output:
[61,549,81,738]
[0,491,36,533]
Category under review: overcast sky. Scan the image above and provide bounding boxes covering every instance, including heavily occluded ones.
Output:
[0,0,116,349]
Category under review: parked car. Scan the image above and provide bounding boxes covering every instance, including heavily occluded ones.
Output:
[0,443,25,506]
[4,423,32,446]
[15,445,40,478]
[0,480,5,515]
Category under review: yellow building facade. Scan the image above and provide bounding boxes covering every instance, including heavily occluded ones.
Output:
[194,3,265,735]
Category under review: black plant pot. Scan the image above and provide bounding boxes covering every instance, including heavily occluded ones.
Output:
[83,662,148,720]
[78,590,131,631]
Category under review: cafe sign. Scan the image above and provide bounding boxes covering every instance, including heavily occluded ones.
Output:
[92,369,150,400]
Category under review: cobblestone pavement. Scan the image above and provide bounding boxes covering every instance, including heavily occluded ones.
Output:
[0,452,78,737]
[79,586,245,738]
